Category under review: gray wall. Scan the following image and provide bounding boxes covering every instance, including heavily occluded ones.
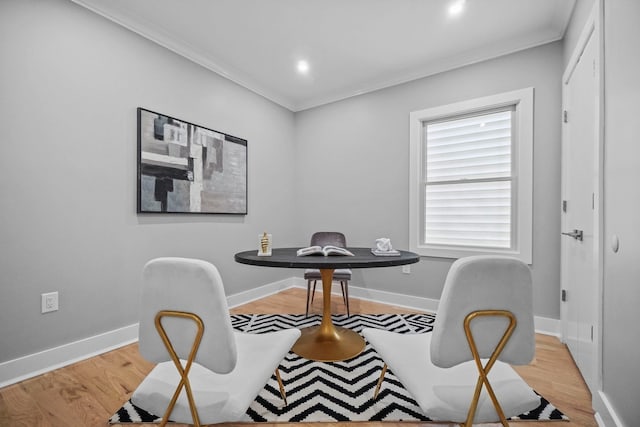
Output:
[294,42,564,319]
[0,0,297,362]
[601,0,640,424]
[0,0,567,368]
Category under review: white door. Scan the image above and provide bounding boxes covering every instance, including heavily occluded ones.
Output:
[561,21,600,393]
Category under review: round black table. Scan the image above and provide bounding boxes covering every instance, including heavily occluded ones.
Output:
[235,247,420,361]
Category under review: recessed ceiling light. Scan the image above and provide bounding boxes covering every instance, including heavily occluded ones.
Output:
[448,0,466,16]
[297,60,310,74]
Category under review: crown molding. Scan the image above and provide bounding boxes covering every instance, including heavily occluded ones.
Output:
[70,0,574,113]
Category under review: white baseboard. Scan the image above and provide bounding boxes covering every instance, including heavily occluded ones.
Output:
[0,276,561,388]
[226,277,297,308]
[533,315,561,337]
[594,390,626,427]
[0,279,296,388]
[289,277,440,312]
[345,283,441,313]
[0,323,138,388]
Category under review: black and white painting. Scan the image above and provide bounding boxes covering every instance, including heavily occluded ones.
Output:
[137,108,247,214]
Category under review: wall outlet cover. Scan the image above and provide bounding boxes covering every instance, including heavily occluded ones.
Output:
[41,292,59,313]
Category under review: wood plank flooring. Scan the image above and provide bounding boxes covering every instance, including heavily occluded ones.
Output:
[0,287,597,427]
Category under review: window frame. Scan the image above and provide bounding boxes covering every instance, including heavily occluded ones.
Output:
[409,88,533,263]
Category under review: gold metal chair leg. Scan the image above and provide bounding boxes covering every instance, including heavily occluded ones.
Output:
[155,310,205,427]
[463,310,517,427]
[275,368,288,406]
[373,363,388,399]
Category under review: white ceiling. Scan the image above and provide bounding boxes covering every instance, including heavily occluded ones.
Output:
[71,0,576,111]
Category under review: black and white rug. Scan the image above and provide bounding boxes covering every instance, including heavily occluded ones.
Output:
[110,314,568,424]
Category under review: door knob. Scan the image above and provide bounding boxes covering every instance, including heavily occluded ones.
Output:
[561,229,583,241]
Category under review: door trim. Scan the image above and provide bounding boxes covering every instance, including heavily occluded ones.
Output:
[560,0,604,395]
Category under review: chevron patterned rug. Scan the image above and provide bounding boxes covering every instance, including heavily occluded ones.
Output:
[110,314,568,424]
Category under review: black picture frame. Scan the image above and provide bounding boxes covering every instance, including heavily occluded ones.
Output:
[137,107,247,214]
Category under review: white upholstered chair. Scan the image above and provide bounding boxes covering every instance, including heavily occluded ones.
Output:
[362,255,540,426]
[131,257,301,426]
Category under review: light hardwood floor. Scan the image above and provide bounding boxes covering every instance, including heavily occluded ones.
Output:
[0,287,597,427]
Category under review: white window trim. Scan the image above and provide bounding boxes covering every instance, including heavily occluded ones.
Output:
[409,88,533,263]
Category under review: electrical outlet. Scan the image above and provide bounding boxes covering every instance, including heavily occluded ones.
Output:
[41,292,59,313]
[402,265,411,274]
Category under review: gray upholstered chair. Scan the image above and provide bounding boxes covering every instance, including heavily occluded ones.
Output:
[362,255,539,426]
[131,257,300,426]
[304,231,352,316]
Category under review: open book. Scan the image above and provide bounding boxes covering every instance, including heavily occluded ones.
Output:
[296,245,354,257]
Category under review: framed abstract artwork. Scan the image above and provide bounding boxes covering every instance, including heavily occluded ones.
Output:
[137,108,247,214]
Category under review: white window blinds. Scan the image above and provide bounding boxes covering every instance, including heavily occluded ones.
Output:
[423,108,514,249]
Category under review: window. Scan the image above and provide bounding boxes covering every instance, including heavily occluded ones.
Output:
[409,88,533,262]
